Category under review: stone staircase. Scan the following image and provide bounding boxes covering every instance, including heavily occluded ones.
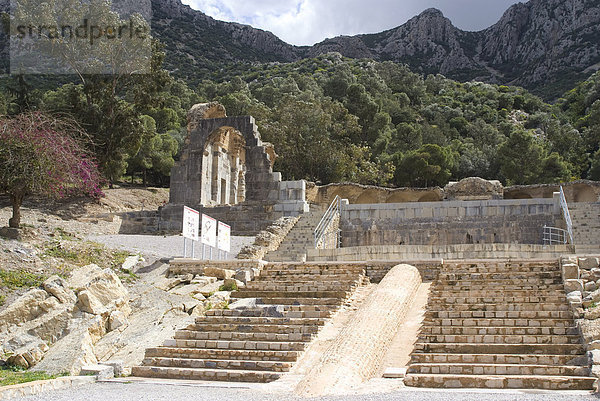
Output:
[265,208,325,262]
[404,260,595,390]
[570,202,600,254]
[132,262,368,383]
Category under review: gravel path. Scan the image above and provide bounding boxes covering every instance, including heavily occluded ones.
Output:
[87,234,255,260]
[10,381,596,401]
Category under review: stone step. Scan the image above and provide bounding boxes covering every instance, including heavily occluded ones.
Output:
[407,363,591,377]
[423,318,573,328]
[403,373,595,390]
[187,323,321,335]
[261,267,365,275]
[229,297,343,306]
[175,329,314,343]
[232,290,349,300]
[197,316,326,326]
[142,357,293,372]
[145,347,300,362]
[205,307,332,319]
[438,272,561,281]
[132,366,281,383]
[433,284,564,291]
[418,334,582,345]
[431,289,567,297]
[426,310,573,320]
[429,296,567,304]
[413,342,585,355]
[258,273,362,281]
[171,338,307,352]
[410,353,588,366]
[426,303,570,312]
[421,326,579,336]
[244,282,358,292]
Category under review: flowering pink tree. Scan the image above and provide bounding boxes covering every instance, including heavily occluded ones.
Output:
[0,112,103,228]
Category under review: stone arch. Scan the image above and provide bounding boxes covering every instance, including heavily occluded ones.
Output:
[386,192,414,204]
[418,192,442,202]
[355,191,380,204]
[201,126,247,206]
[507,191,533,200]
[573,185,598,203]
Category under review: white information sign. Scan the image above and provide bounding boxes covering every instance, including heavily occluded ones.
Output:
[218,222,231,253]
[182,207,199,241]
[201,214,218,248]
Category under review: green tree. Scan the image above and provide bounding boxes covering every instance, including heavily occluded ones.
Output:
[497,130,550,185]
[393,144,457,187]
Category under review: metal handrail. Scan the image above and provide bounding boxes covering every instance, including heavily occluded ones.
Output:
[314,195,342,249]
[543,225,569,245]
[559,186,575,244]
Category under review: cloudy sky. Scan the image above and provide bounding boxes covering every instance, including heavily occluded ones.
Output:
[181,0,524,46]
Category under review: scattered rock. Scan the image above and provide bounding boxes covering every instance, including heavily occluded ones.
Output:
[80,364,114,380]
[0,227,21,240]
[235,269,253,284]
[198,280,224,297]
[100,360,124,377]
[121,255,142,273]
[580,258,600,270]
[204,267,235,280]
[108,311,128,332]
[43,275,76,304]
[565,279,585,294]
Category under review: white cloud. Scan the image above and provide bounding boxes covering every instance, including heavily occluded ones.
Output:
[181,0,522,46]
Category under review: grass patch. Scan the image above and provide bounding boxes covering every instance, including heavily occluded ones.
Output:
[219,282,238,292]
[0,294,5,306]
[0,269,46,290]
[0,366,65,387]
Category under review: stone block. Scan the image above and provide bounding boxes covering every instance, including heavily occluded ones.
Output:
[564,279,584,294]
[204,267,235,280]
[562,263,580,280]
[587,281,599,293]
[100,360,125,377]
[235,269,253,284]
[43,275,76,304]
[580,258,600,270]
[80,364,114,380]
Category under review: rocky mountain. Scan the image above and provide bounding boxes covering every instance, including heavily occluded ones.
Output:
[150,0,600,98]
[307,0,600,97]
[1,0,599,99]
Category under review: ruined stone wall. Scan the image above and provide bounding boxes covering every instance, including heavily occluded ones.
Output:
[505,181,600,203]
[341,199,562,247]
[312,183,443,207]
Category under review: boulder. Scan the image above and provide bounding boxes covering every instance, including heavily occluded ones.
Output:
[207,291,231,306]
[68,264,104,290]
[565,279,585,294]
[580,258,600,270]
[43,275,76,304]
[587,282,599,293]
[121,255,142,273]
[75,269,129,317]
[80,364,114,380]
[562,263,580,280]
[100,360,124,377]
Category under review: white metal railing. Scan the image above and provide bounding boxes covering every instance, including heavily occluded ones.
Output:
[559,186,575,244]
[314,195,342,249]
[543,225,569,245]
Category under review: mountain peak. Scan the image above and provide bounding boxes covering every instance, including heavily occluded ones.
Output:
[418,8,445,18]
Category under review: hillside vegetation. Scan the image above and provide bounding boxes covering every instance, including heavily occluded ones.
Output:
[1,51,599,189]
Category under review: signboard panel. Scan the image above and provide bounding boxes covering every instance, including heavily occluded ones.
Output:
[201,214,218,248]
[182,207,199,241]
[218,222,231,253]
